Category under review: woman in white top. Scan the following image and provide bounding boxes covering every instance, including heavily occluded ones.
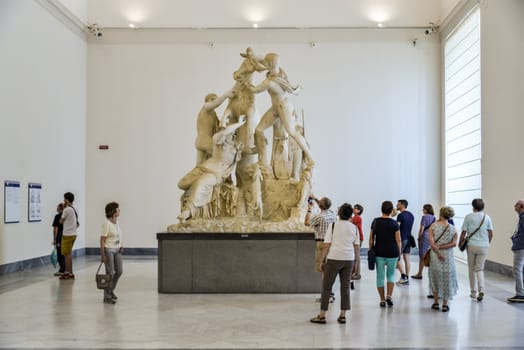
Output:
[459,198,494,301]
[100,202,123,304]
[310,203,359,324]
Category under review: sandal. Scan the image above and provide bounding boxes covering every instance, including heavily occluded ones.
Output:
[337,316,346,324]
[442,305,449,312]
[386,297,393,307]
[431,303,440,310]
[379,301,386,308]
[310,315,326,324]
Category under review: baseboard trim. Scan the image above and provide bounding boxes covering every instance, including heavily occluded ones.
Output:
[85,247,158,256]
[485,259,512,277]
[0,248,85,275]
[0,247,511,277]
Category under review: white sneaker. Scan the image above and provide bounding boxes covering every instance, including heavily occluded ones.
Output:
[470,292,477,299]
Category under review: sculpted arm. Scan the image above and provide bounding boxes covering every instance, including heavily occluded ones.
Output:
[203,89,235,112]
[247,79,270,94]
[212,117,246,145]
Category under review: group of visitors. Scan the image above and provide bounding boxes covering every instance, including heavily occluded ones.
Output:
[52,192,124,304]
[48,191,524,310]
[306,195,524,324]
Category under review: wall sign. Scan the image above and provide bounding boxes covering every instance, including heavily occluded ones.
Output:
[28,183,42,222]
[4,181,20,224]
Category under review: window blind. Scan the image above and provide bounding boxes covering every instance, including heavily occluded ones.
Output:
[445,7,481,227]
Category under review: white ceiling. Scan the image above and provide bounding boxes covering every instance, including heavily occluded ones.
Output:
[86,0,461,29]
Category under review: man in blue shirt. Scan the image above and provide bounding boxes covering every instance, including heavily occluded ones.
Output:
[396,199,414,285]
[508,199,524,302]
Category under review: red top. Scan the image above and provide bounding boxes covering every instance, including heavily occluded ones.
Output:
[351,214,364,241]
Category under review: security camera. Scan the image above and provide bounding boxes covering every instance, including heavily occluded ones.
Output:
[87,23,103,38]
[424,22,439,36]
[310,42,317,48]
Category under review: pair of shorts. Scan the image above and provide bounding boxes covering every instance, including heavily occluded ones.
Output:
[61,235,77,255]
[401,239,411,254]
[315,241,325,272]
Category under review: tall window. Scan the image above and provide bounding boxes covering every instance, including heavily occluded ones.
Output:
[444,7,481,232]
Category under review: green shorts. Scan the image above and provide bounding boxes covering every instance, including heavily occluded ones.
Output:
[61,235,77,255]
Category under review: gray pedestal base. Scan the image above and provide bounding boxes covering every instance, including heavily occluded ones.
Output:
[157,232,319,293]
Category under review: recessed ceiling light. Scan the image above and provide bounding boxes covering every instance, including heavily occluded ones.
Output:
[128,23,136,28]
[252,23,259,28]
[377,23,384,28]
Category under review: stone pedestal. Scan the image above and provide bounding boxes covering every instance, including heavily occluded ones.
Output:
[157,232,318,293]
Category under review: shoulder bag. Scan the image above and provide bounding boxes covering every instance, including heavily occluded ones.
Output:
[409,235,417,248]
[459,214,486,252]
[423,224,449,267]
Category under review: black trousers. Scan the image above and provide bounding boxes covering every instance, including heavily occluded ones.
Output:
[56,233,65,273]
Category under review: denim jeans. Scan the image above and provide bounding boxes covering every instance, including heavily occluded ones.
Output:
[513,249,524,296]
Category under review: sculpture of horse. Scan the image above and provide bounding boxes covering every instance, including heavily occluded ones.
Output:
[220,47,266,152]
[219,47,266,216]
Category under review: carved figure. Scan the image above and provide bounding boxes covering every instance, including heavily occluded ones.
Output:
[220,47,266,151]
[238,163,263,220]
[172,48,315,230]
[178,118,245,222]
[248,53,314,173]
[195,90,235,164]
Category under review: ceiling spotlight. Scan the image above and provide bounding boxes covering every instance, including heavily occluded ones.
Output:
[424,22,439,36]
[128,23,136,29]
[377,23,384,28]
[252,23,259,28]
[86,23,103,37]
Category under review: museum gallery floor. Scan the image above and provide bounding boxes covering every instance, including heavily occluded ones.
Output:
[1,255,524,349]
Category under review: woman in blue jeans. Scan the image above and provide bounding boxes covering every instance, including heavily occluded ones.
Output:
[369,201,401,307]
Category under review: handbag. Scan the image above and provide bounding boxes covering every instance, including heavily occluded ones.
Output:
[424,225,449,267]
[95,261,112,289]
[367,248,376,270]
[409,235,417,248]
[423,250,431,267]
[459,214,486,252]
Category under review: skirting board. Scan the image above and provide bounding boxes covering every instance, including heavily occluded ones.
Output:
[84,247,158,255]
[0,248,158,275]
[0,248,85,275]
[0,247,512,277]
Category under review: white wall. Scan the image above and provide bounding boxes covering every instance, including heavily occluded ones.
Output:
[481,0,524,266]
[86,29,441,248]
[0,0,86,265]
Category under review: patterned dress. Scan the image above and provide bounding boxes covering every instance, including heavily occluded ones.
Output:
[429,222,458,300]
[419,214,435,258]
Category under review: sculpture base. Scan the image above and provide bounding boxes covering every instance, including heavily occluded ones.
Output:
[167,217,313,233]
[157,232,319,293]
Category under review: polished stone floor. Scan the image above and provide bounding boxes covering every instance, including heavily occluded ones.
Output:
[0,255,523,349]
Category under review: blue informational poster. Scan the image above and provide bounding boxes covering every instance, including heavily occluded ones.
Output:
[4,181,20,224]
[28,183,42,222]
